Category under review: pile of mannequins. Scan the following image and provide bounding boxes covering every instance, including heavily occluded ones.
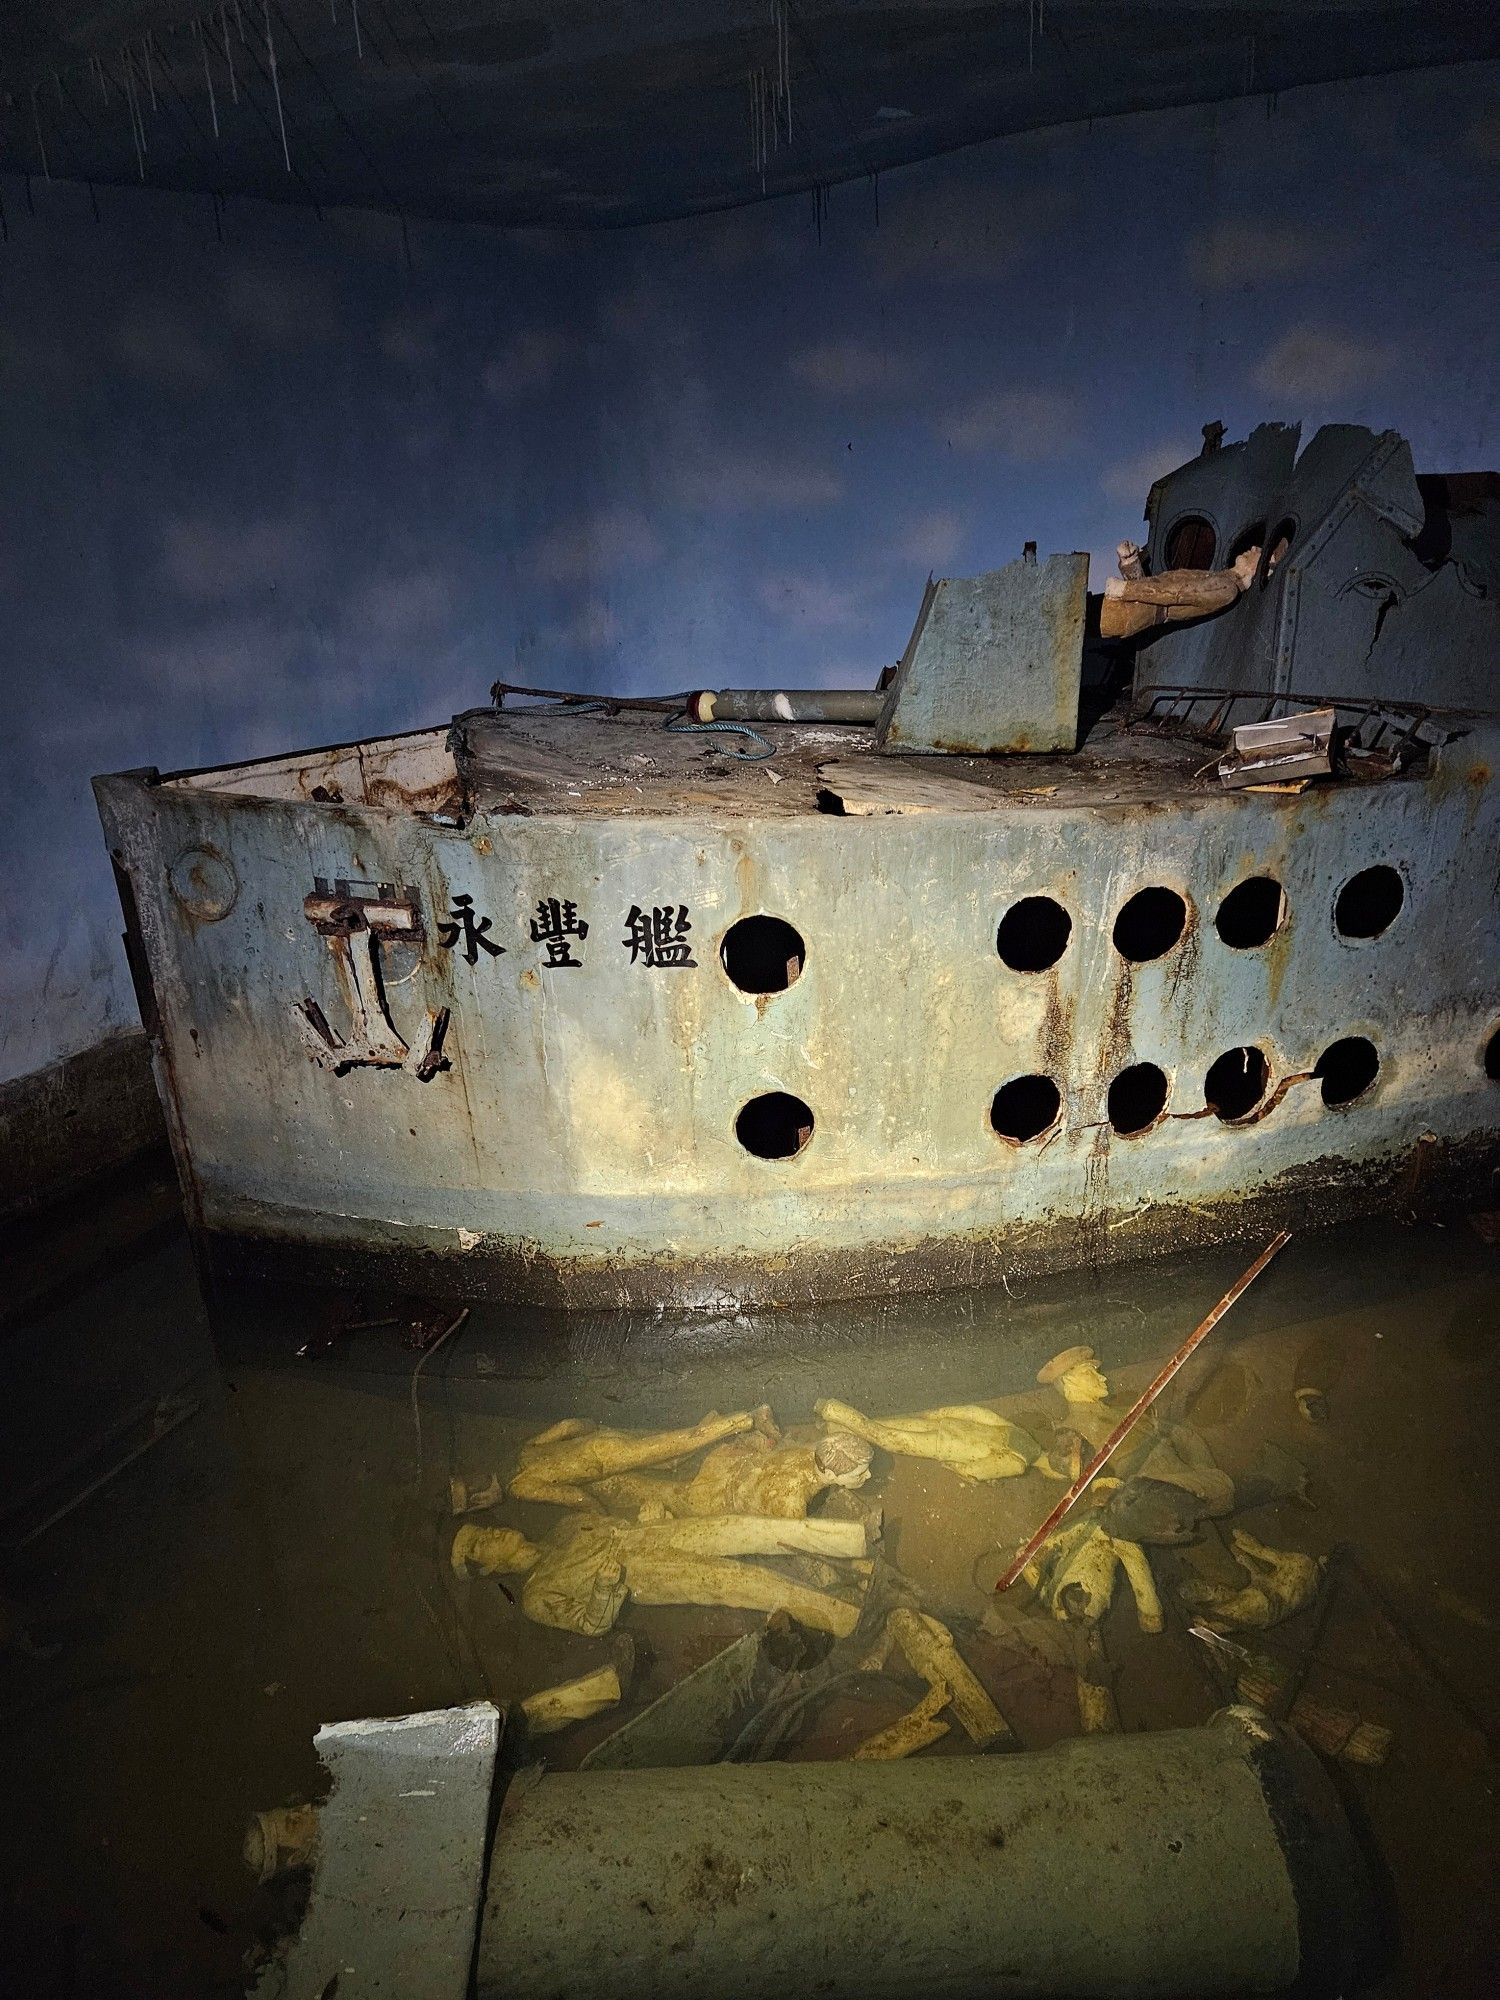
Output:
[448,1343,1323,1751]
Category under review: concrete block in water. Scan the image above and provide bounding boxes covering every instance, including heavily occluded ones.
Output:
[481,1707,1374,1999]
[259,1701,499,2000]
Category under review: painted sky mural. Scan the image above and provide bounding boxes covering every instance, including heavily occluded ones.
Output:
[1,62,1496,1080]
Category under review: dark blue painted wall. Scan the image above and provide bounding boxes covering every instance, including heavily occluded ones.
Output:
[2,64,1496,1082]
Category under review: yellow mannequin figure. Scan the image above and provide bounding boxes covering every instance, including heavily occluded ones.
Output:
[505,1409,760,1506]
[812,1399,1037,1481]
[453,1513,867,1639]
[593,1430,873,1520]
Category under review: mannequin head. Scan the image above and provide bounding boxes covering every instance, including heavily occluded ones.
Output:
[452,1524,539,1576]
[1037,1343,1111,1405]
[815,1431,874,1488]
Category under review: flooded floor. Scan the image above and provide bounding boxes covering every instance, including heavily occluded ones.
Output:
[2,1195,1497,1997]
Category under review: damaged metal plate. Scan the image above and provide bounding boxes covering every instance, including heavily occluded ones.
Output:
[876,552,1088,756]
[256,1700,500,2000]
[1218,708,1335,788]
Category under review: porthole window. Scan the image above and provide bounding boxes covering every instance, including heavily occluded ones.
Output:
[721,915,805,995]
[1164,516,1217,571]
[1215,876,1286,950]
[736,1092,814,1159]
[1228,521,1267,563]
[991,1075,1062,1146]
[1314,1036,1380,1107]
[997,895,1072,972]
[1107,1062,1169,1136]
[1113,887,1189,963]
[1205,1046,1271,1122]
[1334,866,1404,941]
[1483,1025,1500,1082]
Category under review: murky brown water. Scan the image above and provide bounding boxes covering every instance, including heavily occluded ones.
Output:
[2,1209,1497,1996]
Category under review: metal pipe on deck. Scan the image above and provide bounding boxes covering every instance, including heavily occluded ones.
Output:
[687,688,885,724]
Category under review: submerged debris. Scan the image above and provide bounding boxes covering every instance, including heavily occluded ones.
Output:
[851,1678,951,1760]
[812,1398,1038,1481]
[243,1802,319,1883]
[593,1428,873,1519]
[505,1409,764,1506]
[519,1645,632,1738]
[1179,1529,1326,1631]
[453,1512,870,1638]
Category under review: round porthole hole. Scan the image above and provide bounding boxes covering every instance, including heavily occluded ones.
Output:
[735,1092,814,1160]
[991,1075,1062,1146]
[1164,515,1217,571]
[1314,1036,1379,1107]
[1486,1026,1500,1082]
[1334,866,1403,940]
[1205,1046,1270,1122]
[721,915,805,995]
[997,895,1072,972]
[1108,1062,1169,1136]
[1215,876,1285,950]
[1113,887,1188,963]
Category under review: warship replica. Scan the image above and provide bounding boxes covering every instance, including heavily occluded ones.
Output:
[96,421,1500,1308]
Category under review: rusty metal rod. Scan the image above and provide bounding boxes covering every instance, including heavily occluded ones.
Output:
[688,688,884,724]
[994,1230,1291,1593]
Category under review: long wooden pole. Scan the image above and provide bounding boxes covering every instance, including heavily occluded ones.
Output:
[994,1231,1292,1593]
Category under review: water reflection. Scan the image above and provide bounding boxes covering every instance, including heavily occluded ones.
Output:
[1,1217,1496,1994]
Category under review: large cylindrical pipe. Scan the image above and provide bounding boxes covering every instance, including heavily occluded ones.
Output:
[687,689,884,724]
[479,1709,1373,1999]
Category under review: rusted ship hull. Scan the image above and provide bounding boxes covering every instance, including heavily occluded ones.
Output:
[96,708,1500,1311]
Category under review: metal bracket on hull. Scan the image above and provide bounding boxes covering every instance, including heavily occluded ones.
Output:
[294,882,449,1079]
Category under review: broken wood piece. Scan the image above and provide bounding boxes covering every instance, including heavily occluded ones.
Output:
[1233,1659,1392,1766]
[851,1678,952,1760]
[812,760,1002,817]
[1072,1625,1119,1734]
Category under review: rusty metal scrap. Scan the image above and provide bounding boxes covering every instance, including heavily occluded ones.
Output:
[1218,709,1335,788]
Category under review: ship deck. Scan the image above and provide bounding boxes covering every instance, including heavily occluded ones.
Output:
[450,701,1231,821]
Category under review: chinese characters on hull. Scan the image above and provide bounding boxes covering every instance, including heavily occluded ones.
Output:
[530,898,589,968]
[435,899,697,969]
[623,904,698,968]
[436,894,504,965]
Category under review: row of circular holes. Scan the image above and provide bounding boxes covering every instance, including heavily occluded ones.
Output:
[719,869,1472,1160]
[723,867,1408,1002]
[989,1037,1378,1148]
[743,1023,1500,1161]
[1001,864,1406,972]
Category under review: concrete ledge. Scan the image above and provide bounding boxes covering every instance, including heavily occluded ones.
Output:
[0,1031,167,1220]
